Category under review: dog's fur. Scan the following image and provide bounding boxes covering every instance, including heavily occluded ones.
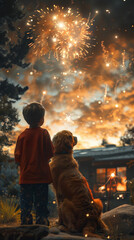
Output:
[50,130,109,238]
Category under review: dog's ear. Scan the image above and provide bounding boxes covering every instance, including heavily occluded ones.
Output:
[73,136,77,146]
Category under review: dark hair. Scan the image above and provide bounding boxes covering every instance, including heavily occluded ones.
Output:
[23,102,45,127]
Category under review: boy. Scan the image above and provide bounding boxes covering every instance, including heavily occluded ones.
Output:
[14,102,54,225]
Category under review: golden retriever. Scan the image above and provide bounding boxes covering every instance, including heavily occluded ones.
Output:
[50,130,109,238]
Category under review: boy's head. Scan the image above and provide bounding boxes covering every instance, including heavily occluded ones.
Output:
[23,102,45,127]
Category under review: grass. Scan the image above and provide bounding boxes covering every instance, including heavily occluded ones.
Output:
[0,197,20,224]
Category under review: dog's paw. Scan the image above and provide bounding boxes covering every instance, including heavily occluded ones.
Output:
[58,224,68,232]
[49,227,60,234]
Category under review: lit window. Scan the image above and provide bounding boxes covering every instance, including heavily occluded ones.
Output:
[117,167,127,191]
[96,168,106,184]
[95,167,127,194]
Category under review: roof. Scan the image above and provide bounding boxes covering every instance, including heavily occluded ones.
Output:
[73,145,134,162]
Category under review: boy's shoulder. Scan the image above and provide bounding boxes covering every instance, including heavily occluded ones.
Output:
[17,127,50,139]
[40,127,49,134]
[17,128,28,139]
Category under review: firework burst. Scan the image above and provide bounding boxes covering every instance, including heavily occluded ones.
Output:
[27,5,92,60]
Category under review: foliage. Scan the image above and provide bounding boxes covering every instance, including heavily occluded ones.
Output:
[0,161,19,196]
[0,0,31,69]
[0,79,28,196]
[0,79,28,149]
[0,197,20,224]
[120,124,134,146]
[101,138,109,147]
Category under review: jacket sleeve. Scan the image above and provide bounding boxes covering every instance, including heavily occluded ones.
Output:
[14,136,22,164]
[43,130,54,161]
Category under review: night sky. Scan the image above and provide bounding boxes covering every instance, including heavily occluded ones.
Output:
[0,0,134,152]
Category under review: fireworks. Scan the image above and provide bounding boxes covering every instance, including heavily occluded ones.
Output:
[27,6,92,60]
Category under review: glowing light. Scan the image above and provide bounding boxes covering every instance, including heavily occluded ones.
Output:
[98,101,101,104]
[30,71,33,75]
[53,201,56,204]
[43,91,47,95]
[95,10,99,14]
[111,172,115,178]
[63,72,67,75]
[99,186,105,191]
[27,6,92,60]
[68,43,72,48]
[57,22,65,28]
[115,35,118,39]
[52,37,57,42]
[85,234,88,238]
[115,104,119,108]
[86,213,89,217]
[106,63,110,67]
[53,15,57,20]
[106,9,110,14]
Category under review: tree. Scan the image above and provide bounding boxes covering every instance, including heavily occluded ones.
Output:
[101,138,109,147]
[0,79,28,162]
[120,124,134,146]
[0,0,31,69]
[0,79,28,196]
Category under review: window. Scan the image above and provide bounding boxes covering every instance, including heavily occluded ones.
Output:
[96,168,106,184]
[117,167,127,191]
[95,167,127,194]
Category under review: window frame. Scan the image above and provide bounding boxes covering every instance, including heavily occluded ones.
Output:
[95,166,127,195]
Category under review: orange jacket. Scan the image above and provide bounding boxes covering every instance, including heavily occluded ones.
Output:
[14,127,54,184]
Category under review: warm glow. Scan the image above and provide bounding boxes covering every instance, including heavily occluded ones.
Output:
[57,22,65,28]
[53,15,57,20]
[52,37,57,42]
[106,63,110,67]
[111,172,115,178]
[99,185,105,191]
[117,178,127,191]
[43,91,47,95]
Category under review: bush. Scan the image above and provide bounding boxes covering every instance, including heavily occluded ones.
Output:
[0,197,20,224]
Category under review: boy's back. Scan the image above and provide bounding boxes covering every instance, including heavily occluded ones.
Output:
[15,127,53,184]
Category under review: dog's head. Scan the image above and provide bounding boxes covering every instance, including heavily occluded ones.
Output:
[52,130,77,154]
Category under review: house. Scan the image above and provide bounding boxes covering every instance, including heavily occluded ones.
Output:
[73,145,134,211]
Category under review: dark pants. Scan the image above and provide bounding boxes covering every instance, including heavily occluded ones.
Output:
[20,183,49,225]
